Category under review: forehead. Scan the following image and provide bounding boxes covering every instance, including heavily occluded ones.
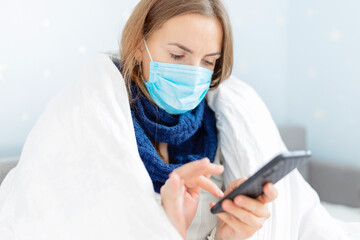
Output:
[151,13,223,53]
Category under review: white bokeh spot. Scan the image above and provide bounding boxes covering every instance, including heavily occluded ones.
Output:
[43,69,51,78]
[42,18,51,28]
[308,68,318,79]
[298,47,305,55]
[350,117,358,125]
[330,29,341,42]
[21,113,30,122]
[346,59,353,69]
[0,64,8,82]
[276,16,285,27]
[306,8,314,18]
[0,64,7,71]
[78,45,87,54]
[233,16,243,27]
[239,61,249,73]
[314,108,324,120]
[255,47,263,53]
[275,73,281,81]
[337,94,345,103]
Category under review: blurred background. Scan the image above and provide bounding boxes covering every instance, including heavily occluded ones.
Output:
[0,0,359,217]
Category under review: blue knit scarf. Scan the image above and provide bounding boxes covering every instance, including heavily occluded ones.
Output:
[129,82,218,193]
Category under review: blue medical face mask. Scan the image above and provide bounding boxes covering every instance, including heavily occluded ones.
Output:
[142,39,214,115]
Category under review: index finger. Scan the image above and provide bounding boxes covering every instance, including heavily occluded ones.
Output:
[171,158,224,180]
[188,175,224,198]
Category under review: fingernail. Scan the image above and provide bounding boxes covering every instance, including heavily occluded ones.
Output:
[217,189,224,197]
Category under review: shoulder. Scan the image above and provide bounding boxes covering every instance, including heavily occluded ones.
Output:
[206,75,267,114]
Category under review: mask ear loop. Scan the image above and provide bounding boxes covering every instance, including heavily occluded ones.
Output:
[143,38,153,62]
[138,62,145,82]
[136,40,146,82]
[142,39,163,153]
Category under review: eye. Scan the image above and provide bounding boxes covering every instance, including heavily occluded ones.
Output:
[170,53,184,60]
[203,60,214,66]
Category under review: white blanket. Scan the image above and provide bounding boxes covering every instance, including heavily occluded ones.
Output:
[0,53,359,239]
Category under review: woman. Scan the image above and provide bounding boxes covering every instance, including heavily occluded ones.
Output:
[0,0,359,240]
[118,0,278,239]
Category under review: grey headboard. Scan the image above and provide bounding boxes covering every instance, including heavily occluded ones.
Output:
[278,126,360,208]
[0,157,18,185]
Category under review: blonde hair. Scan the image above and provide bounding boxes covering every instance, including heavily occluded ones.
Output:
[119,0,234,106]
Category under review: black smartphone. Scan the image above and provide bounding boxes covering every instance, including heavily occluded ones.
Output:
[210,150,312,214]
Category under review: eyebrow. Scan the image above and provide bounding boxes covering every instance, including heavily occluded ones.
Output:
[167,42,221,57]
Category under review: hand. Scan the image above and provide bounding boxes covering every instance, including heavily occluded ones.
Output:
[209,177,278,240]
[160,158,224,239]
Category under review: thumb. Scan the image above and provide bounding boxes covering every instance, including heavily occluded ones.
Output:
[224,177,248,195]
[163,173,184,207]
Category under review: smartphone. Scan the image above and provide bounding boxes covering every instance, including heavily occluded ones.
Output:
[210,150,312,214]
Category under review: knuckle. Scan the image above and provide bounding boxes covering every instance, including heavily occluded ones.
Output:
[233,196,240,205]
[236,195,245,205]
[236,178,246,185]
[232,177,247,188]
[241,211,251,223]
[268,185,278,199]
[229,180,239,189]
[197,158,209,168]
[222,200,230,210]
[247,214,261,229]
[273,189,279,199]
[243,228,255,238]
[160,185,168,197]
[256,221,264,229]
[207,163,215,172]
[265,210,271,219]
[201,157,210,164]
[171,169,179,175]
[262,205,271,218]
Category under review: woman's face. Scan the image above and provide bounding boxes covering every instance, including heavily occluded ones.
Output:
[137,13,223,82]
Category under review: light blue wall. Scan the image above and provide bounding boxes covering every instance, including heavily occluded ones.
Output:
[0,0,359,166]
[225,0,360,166]
[0,0,139,157]
[224,0,289,126]
[287,1,360,165]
